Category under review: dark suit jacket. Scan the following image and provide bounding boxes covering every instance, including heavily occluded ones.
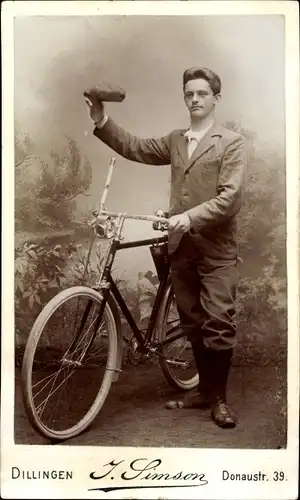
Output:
[94,118,247,259]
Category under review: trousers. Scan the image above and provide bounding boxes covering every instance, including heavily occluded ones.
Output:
[169,232,238,350]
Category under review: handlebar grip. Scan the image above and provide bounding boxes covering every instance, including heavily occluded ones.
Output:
[152,210,169,231]
[152,220,169,231]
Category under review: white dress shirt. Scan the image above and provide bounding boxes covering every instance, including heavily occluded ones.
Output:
[184,123,214,159]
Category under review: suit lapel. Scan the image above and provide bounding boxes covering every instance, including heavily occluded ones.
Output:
[176,131,188,164]
[177,121,223,173]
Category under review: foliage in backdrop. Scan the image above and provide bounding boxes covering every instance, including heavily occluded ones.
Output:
[15,124,92,232]
[15,122,287,366]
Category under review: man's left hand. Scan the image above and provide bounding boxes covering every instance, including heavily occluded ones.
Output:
[168,213,191,233]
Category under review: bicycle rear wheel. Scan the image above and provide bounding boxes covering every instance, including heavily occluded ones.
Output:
[158,280,199,391]
[22,286,118,441]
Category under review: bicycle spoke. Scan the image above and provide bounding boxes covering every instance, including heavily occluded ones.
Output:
[39,366,72,425]
[32,367,67,391]
[65,307,104,361]
[36,366,76,416]
[159,287,198,390]
[24,289,118,437]
[168,342,188,360]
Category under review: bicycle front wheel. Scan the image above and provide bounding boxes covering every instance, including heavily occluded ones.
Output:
[22,286,118,441]
[158,280,199,391]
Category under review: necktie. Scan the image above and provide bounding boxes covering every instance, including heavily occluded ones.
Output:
[186,133,200,159]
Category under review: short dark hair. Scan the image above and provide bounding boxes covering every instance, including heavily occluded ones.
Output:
[183,67,221,95]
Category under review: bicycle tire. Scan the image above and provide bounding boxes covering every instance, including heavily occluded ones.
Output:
[157,279,199,391]
[21,286,119,441]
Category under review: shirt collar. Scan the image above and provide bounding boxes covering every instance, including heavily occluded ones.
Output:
[181,120,223,138]
[184,122,214,142]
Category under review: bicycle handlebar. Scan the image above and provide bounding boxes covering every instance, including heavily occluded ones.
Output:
[95,210,169,226]
[90,210,169,239]
[91,158,169,237]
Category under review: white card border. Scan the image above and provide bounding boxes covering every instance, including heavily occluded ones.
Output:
[1,2,299,499]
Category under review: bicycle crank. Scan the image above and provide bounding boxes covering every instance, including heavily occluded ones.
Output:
[164,358,190,369]
[127,338,147,366]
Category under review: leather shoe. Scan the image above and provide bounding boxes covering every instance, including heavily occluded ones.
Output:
[165,388,211,410]
[211,398,237,428]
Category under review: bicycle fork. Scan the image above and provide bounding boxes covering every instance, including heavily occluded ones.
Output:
[61,292,109,367]
[62,217,123,367]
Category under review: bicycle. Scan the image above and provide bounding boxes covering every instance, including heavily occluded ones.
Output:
[21,158,198,441]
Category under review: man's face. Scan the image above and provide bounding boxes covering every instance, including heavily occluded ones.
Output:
[184,78,221,119]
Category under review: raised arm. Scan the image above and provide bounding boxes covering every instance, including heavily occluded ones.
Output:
[94,116,171,166]
[86,98,171,166]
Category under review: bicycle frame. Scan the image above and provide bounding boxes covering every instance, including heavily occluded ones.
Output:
[102,234,170,351]
[80,158,182,357]
[69,228,181,372]
[21,158,197,443]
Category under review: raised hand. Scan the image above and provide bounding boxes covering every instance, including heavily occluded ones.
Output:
[85,97,105,124]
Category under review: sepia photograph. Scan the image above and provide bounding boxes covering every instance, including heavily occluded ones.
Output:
[1,1,299,499]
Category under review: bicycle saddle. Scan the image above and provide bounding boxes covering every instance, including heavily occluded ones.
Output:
[84,81,126,102]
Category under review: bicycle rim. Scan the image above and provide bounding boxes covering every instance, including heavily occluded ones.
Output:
[159,284,199,391]
[22,286,118,441]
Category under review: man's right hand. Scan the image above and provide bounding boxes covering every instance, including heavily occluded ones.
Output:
[85,97,105,124]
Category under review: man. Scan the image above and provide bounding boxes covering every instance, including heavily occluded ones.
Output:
[86,67,247,428]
